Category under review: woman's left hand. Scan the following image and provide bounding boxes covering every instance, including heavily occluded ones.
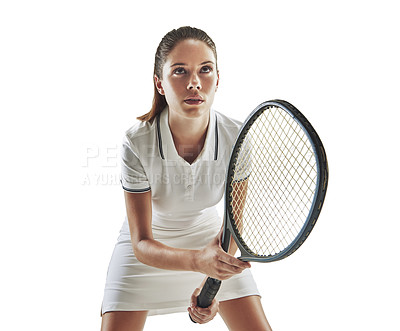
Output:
[188,287,219,324]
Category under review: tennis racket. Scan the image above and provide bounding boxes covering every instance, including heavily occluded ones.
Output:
[190,99,328,321]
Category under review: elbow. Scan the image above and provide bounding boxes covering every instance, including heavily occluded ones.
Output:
[132,239,151,265]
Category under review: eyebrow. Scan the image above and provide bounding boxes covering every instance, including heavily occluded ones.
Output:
[170,61,215,67]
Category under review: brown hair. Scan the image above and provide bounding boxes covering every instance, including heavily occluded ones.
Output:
[137,26,218,122]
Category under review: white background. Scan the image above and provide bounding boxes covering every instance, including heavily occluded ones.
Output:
[1,0,399,330]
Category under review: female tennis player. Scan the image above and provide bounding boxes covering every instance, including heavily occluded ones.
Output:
[100,26,272,331]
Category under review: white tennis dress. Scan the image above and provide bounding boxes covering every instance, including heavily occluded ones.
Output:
[101,107,260,316]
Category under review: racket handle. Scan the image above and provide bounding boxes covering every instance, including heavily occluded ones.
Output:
[197,277,221,307]
[189,277,222,323]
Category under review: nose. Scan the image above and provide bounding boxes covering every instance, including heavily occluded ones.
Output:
[187,73,201,90]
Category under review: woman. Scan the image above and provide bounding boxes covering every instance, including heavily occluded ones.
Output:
[101,26,272,331]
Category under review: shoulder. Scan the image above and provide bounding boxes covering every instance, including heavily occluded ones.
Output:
[215,110,242,144]
[123,119,156,147]
[120,119,159,161]
[125,119,155,140]
[215,110,242,129]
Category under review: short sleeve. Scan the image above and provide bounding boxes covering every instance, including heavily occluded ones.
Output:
[120,134,151,193]
[232,134,252,182]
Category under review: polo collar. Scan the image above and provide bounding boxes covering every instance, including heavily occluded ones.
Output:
[156,106,219,162]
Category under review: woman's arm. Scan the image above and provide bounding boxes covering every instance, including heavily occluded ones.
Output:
[124,191,250,279]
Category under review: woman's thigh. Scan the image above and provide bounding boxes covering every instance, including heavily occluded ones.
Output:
[219,295,272,331]
[101,311,148,331]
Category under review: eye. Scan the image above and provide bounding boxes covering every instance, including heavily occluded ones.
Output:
[200,66,213,73]
[173,67,186,75]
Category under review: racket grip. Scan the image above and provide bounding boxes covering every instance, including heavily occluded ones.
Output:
[197,277,221,307]
[189,277,222,323]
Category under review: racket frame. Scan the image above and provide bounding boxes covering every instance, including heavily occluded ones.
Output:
[223,99,328,262]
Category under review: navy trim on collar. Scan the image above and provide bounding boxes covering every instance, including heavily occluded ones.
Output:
[156,114,165,160]
[156,112,219,161]
[214,114,218,160]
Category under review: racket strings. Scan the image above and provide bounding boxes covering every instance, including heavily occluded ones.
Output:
[230,106,318,257]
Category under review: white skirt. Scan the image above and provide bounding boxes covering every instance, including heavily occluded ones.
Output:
[101,209,260,316]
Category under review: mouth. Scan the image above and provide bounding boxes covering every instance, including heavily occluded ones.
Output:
[184,96,204,105]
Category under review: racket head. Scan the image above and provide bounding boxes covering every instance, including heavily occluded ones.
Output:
[223,100,328,262]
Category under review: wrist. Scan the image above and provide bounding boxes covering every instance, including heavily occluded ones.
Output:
[191,249,201,272]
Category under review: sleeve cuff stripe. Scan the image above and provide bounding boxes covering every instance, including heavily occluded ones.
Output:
[122,185,151,193]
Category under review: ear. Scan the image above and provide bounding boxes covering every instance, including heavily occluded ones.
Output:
[215,70,220,92]
[154,75,165,95]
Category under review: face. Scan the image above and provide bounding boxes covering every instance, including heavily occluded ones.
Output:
[155,39,219,120]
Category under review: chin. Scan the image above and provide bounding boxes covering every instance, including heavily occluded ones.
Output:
[182,104,210,117]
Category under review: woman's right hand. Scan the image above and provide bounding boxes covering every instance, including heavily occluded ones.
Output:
[188,287,219,324]
[194,230,251,280]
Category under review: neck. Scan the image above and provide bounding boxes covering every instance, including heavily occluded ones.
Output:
[168,109,210,164]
